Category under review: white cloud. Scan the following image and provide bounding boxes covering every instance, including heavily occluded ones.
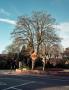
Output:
[0,18,16,25]
[57,22,69,32]
[56,22,69,48]
[56,22,69,38]
[0,8,10,17]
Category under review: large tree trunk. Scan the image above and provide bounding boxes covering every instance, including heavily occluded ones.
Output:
[32,60,35,70]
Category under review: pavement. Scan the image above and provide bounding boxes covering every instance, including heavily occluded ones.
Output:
[0,69,69,76]
[47,69,69,76]
[0,70,16,75]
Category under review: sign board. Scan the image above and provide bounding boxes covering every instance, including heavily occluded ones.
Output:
[31,52,37,61]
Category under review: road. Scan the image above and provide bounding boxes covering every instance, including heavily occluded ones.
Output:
[0,74,69,90]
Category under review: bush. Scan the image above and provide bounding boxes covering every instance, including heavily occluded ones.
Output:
[19,66,30,70]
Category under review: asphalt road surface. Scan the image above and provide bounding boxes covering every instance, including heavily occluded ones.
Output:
[0,74,69,90]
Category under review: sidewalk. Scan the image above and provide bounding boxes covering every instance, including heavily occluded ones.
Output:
[0,69,69,76]
[0,70,16,75]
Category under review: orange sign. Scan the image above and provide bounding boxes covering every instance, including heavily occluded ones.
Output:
[31,52,37,61]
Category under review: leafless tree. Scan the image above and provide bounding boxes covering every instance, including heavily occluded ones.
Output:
[6,11,61,70]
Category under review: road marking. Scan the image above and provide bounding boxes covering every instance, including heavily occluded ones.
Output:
[3,81,35,90]
[10,87,22,90]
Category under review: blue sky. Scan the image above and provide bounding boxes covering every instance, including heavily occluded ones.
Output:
[0,0,69,53]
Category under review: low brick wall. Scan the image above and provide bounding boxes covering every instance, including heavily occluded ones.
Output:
[16,69,46,75]
[16,69,69,76]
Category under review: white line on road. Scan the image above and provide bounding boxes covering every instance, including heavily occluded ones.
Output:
[9,87,22,90]
[3,81,35,90]
[10,87,22,90]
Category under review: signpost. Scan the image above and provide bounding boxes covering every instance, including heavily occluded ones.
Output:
[31,51,37,70]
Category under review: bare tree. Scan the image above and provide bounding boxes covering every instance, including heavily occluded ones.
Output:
[10,11,61,70]
[12,11,60,54]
